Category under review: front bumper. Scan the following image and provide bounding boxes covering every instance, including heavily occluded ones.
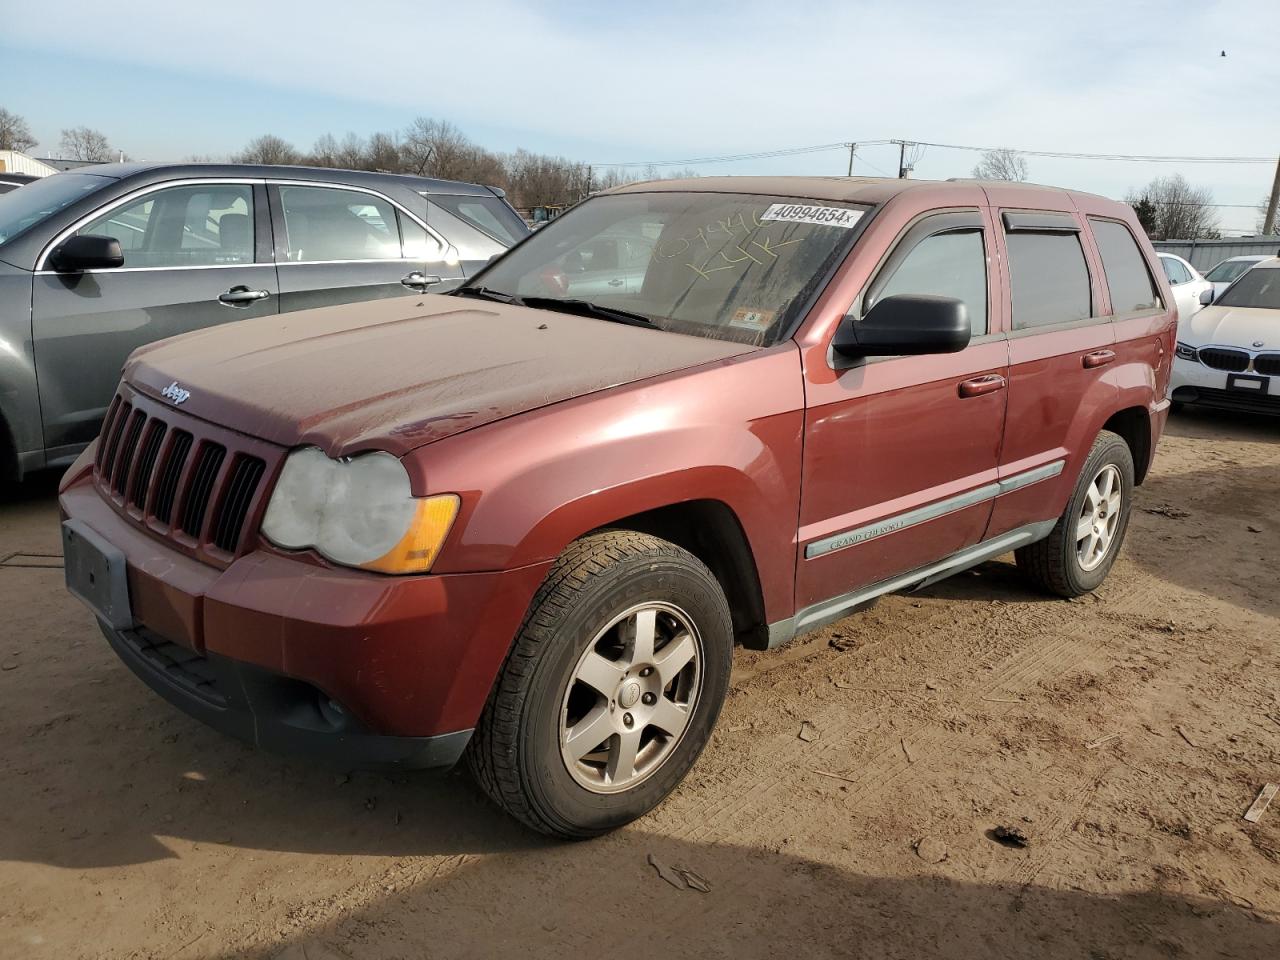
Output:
[100,620,472,770]
[60,472,553,768]
[1171,356,1280,416]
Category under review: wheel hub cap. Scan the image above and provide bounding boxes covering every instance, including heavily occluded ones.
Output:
[1075,463,1123,572]
[559,602,703,794]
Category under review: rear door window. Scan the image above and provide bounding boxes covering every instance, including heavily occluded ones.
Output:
[1090,219,1161,312]
[1005,226,1092,329]
[75,184,254,267]
[278,186,401,262]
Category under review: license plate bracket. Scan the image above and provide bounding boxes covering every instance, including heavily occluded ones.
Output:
[62,519,134,630]
[1227,373,1270,394]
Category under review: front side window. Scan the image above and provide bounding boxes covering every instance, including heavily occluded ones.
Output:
[76,184,254,268]
[868,227,988,335]
[470,192,868,345]
[1217,268,1280,310]
[0,173,110,248]
[1090,219,1160,312]
[426,193,527,246]
[279,186,401,262]
[1006,229,1092,329]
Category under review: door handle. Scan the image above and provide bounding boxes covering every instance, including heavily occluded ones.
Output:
[1082,349,1117,369]
[958,374,1007,398]
[401,272,442,290]
[218,286,270,306]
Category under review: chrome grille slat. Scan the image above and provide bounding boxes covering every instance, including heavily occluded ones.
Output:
[212,456,266,553]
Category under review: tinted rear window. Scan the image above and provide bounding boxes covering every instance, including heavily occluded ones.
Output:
[424,193,527,246]
[1090,219,1159,313]
[1007,231,1093,329]
[1206,259,1258,283]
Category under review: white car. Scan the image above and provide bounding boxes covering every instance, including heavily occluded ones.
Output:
[1203,254,1272,300]
[1158,252,1214,322]
[1171,257,1280,415]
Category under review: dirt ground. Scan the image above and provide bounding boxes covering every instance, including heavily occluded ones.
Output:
[2,409,1278,960]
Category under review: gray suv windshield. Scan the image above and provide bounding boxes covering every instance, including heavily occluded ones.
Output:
[469,192,868,345]
[0,173,112,247]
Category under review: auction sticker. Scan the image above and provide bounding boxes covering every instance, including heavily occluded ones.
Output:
[761,203,864,228]
[729,308,776,331]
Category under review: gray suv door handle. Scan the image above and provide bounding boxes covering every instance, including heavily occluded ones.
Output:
[401,272,443,290]
[219,286,270,306]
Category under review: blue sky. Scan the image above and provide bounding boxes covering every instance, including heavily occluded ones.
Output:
[4,0,1275,233]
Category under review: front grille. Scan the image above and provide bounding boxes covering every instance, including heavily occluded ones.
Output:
[1198,347,1250,372]
[1255,353,1280,377]
[93,386,280,565]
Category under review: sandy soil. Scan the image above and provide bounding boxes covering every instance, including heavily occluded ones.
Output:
[1,409,1278,960]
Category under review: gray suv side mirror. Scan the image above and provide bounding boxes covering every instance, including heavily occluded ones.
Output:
[832,294,971,358]
[49,235,125,272]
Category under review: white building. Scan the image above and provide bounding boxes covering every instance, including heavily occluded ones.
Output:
[0,151,59,177]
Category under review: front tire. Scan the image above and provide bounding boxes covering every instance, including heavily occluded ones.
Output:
[1016,430,1135,598]
[467,530,733,839]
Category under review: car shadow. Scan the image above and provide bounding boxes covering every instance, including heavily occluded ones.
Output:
[236,831,1279,959]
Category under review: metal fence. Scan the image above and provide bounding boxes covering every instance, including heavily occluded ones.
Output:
[1153,237,1280,272]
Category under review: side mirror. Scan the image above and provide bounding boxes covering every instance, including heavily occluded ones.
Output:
[49,235,124,272]
[832,294,971,358]
[1198,287,1214,306]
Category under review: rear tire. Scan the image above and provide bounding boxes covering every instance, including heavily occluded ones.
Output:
[1015,430,1134,598]
[467,530,733,839]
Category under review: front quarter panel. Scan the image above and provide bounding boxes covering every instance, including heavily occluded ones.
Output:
[0,261,40,475]
[405,344,806,625]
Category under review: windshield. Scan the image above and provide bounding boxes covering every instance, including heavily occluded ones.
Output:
[469,192,868,345]
[0,173,112,248]
[1206,258,1260,283]
[1216,268,1280,310]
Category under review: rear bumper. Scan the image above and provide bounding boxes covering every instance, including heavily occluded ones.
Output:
[59,471,554,761]
[101,621,472,770]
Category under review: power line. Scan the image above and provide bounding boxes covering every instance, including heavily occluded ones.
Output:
[891,140,1273,165]
[593,138,1272,169]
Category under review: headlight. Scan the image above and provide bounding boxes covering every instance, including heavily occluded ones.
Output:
[1175,342,1198,361]
[261,447,459,574]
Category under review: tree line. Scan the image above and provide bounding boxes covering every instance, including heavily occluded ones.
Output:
[4,107,1270,232]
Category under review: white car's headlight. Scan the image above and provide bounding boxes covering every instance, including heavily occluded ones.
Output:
[1175,342,1198,361]
[261,447,459,574]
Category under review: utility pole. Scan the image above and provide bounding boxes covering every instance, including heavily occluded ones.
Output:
[846,142,856,177]
[1263,155,1280,236]
[895,140,911,179]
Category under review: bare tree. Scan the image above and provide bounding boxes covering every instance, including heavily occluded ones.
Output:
[972,148,1029,182]
[234,134,301,165]
[1256,194,1280,236]
[365,132,402,172]
[0,108,37,153]
[1125,174,1220,240]
[59,126,115,162]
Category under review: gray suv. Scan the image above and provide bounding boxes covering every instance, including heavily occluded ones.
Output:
[0,163,528,483]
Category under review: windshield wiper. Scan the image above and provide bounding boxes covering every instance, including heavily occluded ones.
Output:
[520,297,656,328]
[453,285,524,305]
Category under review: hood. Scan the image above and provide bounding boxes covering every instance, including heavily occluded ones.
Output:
[1180,304,1280,350]
[124,295,754,455]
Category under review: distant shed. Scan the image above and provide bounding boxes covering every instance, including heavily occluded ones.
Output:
[0,151,59,177]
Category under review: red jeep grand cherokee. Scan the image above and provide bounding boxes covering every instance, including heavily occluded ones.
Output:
[60,177,1174,837]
